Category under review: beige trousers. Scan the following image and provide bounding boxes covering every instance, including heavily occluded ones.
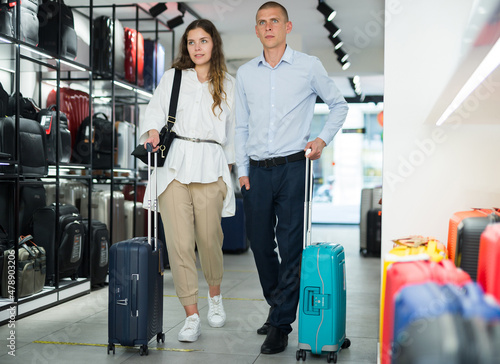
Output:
[158,177,226,306]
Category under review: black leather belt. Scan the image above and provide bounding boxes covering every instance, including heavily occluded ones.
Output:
[250,151,306,168]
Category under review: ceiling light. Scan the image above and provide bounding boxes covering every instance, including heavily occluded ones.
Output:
[324,22,341,38]
[335,48,349,63]
[167,15,184,29]
[317,1,336,22]
[436,34,500,125]
[340,59,351,70]
[149,3,167,18]
[329,36,343,50]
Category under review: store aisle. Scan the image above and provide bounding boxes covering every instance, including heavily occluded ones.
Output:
[0,224,380,363]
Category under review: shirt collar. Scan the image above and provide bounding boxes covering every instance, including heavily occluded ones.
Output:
[258,45,294,68]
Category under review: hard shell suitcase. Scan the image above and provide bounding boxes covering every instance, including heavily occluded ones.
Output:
[91,190,125,245]
[447,208,498,262]
[477,223,500,302]
[124,27,144,87]
[46,87,90,151]
[108,146,164,356]
[392,314,491,364]
[380,259,472,364]
[366,208,381,257]
[455,211,500,281]
[297,152,350,363]
[32,203,85,286]
[92,15,125,78]
[393,281,500,347]
[144,39,165,91]
[124,200,144,240]
[114,121,136,169]
[359,188,372,255]
[80,219,109,287]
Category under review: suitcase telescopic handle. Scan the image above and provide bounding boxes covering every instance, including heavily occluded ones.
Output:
[303,149,313,250]
[146,143,158,251]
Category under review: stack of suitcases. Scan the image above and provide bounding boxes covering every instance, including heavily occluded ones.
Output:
[379,208,500,364]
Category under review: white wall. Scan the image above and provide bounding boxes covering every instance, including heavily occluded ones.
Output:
[382,0,500,263]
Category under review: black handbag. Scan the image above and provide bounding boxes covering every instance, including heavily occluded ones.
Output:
[132,68,182,167]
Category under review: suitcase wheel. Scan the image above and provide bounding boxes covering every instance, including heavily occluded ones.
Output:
[296,349,306,361]
[107,343,115,355]
[341,338,351,349]
[139,344,149,356]
[327,351,337,363]
[156,332,165,343]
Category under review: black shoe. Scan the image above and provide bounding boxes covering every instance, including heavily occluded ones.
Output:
[257,307,274,335]
[257,322,270,335]
[260,326,288,354]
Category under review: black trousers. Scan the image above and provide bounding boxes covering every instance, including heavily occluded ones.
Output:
[241,159,306,334]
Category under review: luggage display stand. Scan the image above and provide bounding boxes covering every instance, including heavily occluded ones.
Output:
[296,151,351,363]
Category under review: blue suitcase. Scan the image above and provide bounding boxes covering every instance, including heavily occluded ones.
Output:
[107,149,165,356]
[297,152,350,363]
[144,39,165,91]
[222,196,249,253]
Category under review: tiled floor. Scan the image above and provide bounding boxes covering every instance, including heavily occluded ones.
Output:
[0,224,381,363]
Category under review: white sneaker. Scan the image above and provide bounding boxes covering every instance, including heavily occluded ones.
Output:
[178,313,201,342]
[207,292,226,328]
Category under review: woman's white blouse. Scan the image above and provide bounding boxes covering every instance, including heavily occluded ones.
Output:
[139,68,236,217]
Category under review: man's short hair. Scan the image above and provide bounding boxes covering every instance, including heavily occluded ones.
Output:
[257,1,289,22]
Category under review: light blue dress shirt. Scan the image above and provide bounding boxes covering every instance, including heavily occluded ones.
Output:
[235,46,348,178]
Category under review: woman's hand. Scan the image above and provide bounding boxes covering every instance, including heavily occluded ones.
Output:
[144,129,160,152]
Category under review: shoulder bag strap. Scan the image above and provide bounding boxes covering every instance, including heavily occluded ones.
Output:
[167,68,182,132]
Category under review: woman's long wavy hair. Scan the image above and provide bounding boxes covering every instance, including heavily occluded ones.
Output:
[172,19,228,117]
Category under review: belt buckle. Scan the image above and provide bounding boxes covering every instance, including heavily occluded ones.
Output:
[263,159,270,168]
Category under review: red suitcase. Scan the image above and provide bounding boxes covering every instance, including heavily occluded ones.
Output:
[124,27,144,87]
[477,223,500,302]
[381,259,471,364]
[46,87,90,151]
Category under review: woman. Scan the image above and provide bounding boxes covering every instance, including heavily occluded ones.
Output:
[139,19,235,343]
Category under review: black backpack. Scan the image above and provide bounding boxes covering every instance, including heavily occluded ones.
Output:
[72,112,113,169]
[38,0,77,59]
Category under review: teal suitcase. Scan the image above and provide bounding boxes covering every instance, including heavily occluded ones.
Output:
[297,153,350,363]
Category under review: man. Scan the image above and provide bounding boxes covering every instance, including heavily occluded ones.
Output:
[235,1,348,355]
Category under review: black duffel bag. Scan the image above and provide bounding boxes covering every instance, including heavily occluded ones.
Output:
[72,112,113,169]
[0,116,48,177]
[38,105,71,164]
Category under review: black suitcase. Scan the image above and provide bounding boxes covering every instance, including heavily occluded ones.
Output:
[92,15,125,78]
[19,183,46,236]
[0,116,48,177]
[366,207,381,257]
[393,313,497,364]
[80,219,109,287]
[0,0,39,46]
[32,203,85,286]
[38,0,77,59]
[38,106,72,164]
[108,148,164,356]
[456,212,500,281]
[0,183,15,239]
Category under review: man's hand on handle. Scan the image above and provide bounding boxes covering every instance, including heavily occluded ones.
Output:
[239,176,250,191]
[304,137,326,160]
